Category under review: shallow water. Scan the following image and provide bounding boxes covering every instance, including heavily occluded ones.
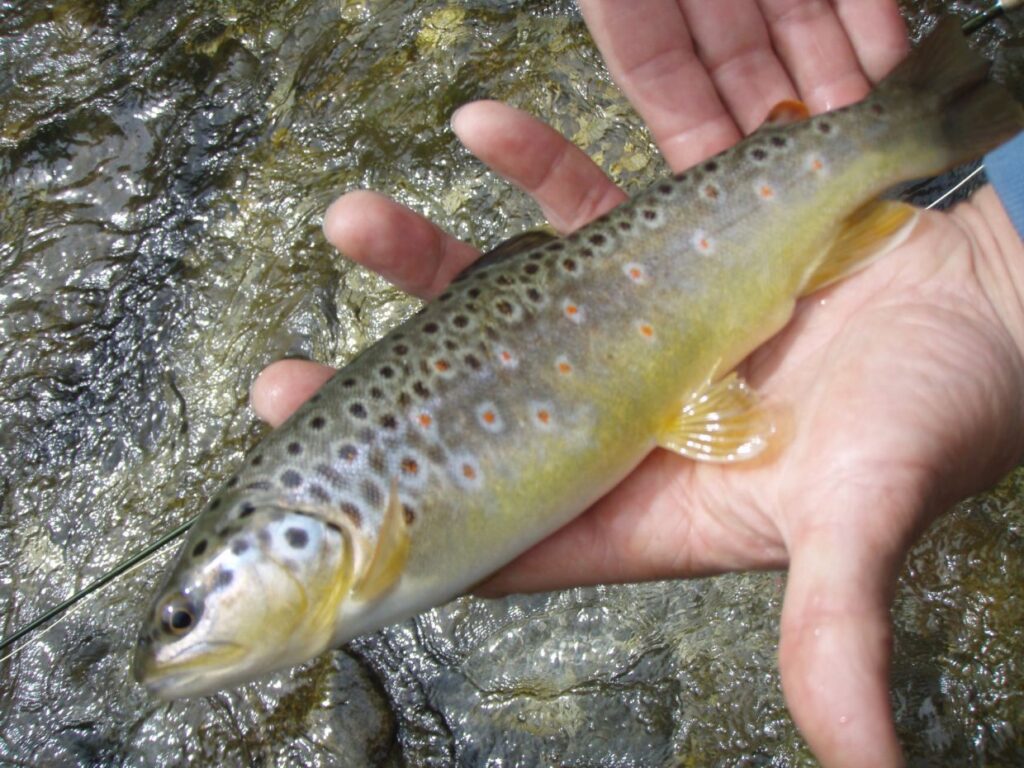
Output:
[0,1,1021,765]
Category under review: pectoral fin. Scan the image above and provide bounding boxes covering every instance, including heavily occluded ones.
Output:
[801,199,918,296]
[352,479,410,602]
[658,373,773,462]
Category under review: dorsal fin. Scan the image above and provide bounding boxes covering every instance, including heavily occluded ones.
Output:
[453,229,558,280]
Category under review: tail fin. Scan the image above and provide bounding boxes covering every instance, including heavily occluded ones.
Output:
[879,17,1023,163]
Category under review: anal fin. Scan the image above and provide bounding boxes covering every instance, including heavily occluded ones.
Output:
[802,199,918,296]
[658,373,773,462]
[352,479,410,602]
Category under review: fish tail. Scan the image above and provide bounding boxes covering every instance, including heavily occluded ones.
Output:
[877,17,1023,167]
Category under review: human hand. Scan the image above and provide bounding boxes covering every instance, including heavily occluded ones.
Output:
[250,3,1024,766]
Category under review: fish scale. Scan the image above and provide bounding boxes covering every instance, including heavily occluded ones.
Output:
[134,19,1024,698]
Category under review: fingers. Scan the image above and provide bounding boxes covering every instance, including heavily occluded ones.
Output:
[756,0,870,111]
[476,450,787,596]
[779,522,905,767]
[250,359,335,427]
[679,0,799,133]
[579,0,743,170]
[833,0,909,82]
[451,101,626,233]
[323,191,479,300]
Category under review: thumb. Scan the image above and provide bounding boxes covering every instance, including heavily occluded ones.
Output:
[779,522,906,767]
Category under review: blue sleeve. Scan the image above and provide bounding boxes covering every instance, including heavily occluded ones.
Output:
[985,131,1024,239]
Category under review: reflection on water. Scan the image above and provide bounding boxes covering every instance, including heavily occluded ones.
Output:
[0,0,1021,764]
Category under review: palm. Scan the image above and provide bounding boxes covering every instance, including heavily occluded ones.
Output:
[250,3,1024,766]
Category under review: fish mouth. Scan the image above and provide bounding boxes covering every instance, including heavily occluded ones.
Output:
[133,640,247,699]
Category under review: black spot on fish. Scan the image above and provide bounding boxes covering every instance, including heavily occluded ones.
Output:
[342,378,356,388]
[484,326,499,341]
[402,504,416,525]
[281,470,302,488]
[362,480,382,507]
[589,233,606,246]
[309,484,331,504]
[526,288,542,303]
[231,539,249,555]
[464,353,481,370]
[285,528,309,549]
[310,416,326,430]
[226,476,238,489]
[468,287,481,298]
[496,275,513,286]
[704,160,718,172]
[341,502,362,527]
[310,393,322,404]
[369,450,387,473]
[192,540,208,557]
[562,258,577,272]
[339,444,358,462]
[370,387,384,400]
[453,315,469,328]
[239,503,255,518]
[251,454,263,466]
[394,343,409,355]
[244,481,271,491]
[438,291,453,302]
[210,498,221,510]
[413,381,430,399]
[524,263,539,275]
[580,248,594,259]
[546,242,565,252]
[675,172,688,181]
[751,147,767,161]
[380,414,398,430]
[643,209,658,220]
[528,251,544,261]
[424,322,439,334]
[214,569,234,590]
[316,463,346,488]
[380,365,394,379]
[618,220,633,231]
[287,442,302,456]
[817,121,832,134]
[398,391,412,407]
[496,300,514,315]
[870,102,885,116]
[444,339,458,351]
[770,135,788,148]
[657,183,673,195]
[349,403,368,419]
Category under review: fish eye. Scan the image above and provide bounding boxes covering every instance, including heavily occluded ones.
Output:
[158,595,200,637]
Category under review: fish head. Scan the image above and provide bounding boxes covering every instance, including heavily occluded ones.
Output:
[133,496,354,699]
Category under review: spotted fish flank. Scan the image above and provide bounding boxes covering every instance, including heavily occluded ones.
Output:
[135,20,1024,699]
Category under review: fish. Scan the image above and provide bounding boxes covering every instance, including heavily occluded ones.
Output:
[133,19,1023,699]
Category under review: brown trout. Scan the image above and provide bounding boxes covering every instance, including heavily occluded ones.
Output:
[134,20,1023,698]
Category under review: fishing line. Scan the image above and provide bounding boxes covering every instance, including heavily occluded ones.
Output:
[926,164,987,210]
[0,515,198,657]
[0,0,1019,660]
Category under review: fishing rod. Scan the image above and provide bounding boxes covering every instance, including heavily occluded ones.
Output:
[963,0,1022,33]
[0,2,1021,661]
